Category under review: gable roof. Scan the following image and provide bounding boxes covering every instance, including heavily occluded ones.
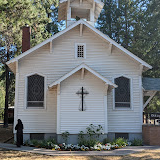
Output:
[6,19,152,72]
[142,77,160,91]
[48,63,117,89]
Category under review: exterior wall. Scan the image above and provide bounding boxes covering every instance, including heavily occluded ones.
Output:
[60,70,106,133]
[16,25,142,136]
[143,125,160,145]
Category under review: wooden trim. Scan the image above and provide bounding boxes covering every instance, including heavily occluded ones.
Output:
[57,84,61,134]
[75,43,86,59]
[24,72,47,110]
[90,8,94,22]
[104,95,108,133]
[48,63,117,88]
[104,83,108,133]
[70,4,92,9]
[139,75,143,128]
[80,23,83,36]
[108,43,113,54]
[67,0,70,13]
[143,91,157,109]
[81,68,85,80]
[113,75,133,110]
[60,0,104,6]
[13,61,19,133]
[7,19,152,70]
[50,41,52,54]
[93,0,95,12]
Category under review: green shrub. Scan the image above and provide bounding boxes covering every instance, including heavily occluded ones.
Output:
[131,139,143,146]
[61,131,70,143]
[30,139,39,147]
[25,138,56,148]
[113,138,127,147]
[86,124,103,139]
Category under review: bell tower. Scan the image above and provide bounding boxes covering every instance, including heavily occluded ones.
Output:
[58,0,104,27]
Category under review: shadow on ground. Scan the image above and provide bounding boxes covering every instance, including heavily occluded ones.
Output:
[0,124,14,143]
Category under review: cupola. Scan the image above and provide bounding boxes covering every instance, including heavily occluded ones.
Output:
[58,0,104,27]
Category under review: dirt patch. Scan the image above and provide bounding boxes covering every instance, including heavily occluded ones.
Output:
[0,148,160,160]
[0,124,14,143]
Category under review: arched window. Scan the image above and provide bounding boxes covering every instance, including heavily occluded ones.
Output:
[114,76,131,108]
[27,74,44,108]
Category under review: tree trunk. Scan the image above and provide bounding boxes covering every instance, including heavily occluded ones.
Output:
[124,0,128,48]
[3,52,9,128]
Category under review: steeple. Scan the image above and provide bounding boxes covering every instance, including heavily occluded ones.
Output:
[58,0,104,27]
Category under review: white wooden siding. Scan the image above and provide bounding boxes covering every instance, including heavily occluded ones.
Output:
[60,70,105,133]
[17,25,142,134]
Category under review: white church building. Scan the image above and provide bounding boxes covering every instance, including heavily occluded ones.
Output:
[7,0,153,143]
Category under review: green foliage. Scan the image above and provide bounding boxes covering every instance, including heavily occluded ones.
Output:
[86,124,103,139]
[78,124,103,147]
[131,138,143,146]
[97,0,144,48]
[30,139,39,147]
[0,0,60,117]
[0,81,5,109]
[25,138,56,149]
[97,0,160,112]
[78,131,85,141]
[113,138,128,147]
[78,139,98,148]
[61,131,70,143]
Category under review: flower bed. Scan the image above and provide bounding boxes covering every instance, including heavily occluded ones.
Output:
[24,139,128,151]
[23,125,142,151]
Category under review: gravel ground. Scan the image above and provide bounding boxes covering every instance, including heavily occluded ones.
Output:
[0,124,13,143]
[1,148,160,160]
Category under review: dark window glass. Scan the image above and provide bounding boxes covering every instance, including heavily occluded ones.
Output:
[77,45,84,58]
[115,76,130,108]
[27,74,44,107]
[115,133,129,139]
[30,133,44,140]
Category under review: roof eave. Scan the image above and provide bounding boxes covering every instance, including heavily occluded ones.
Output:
[48,63,117,89]
[6,19,152,72]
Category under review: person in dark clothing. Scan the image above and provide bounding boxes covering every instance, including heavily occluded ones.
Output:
[15,119,23,147]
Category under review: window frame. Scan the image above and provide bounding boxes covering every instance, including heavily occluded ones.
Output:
[75,43,86,59]
[113,75,133,110]
[24,73,46,110]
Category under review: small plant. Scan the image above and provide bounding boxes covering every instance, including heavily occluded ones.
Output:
[131,138,143,146]
[113,138,127,147]
[78,131,85,142]
[86,124,103,139]
[61,131,70,144]
[30,139,39,147]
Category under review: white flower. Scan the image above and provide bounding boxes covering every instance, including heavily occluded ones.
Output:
[106,143,111,147]
[105,146,111,150]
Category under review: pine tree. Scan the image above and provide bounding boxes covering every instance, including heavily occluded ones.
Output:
[97,0,146,49]
[0,0,59,127]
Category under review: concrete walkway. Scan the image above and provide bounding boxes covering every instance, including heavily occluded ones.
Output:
[0,143,160,156]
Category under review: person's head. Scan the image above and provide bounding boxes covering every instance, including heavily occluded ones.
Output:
[18,119,22,124]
